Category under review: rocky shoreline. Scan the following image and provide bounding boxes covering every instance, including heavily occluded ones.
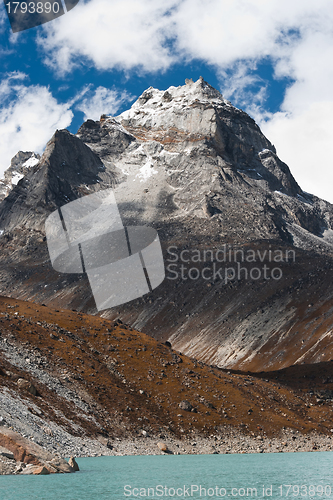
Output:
[106,429,333,456]
[2,426,333,475]
[0,427,79,475]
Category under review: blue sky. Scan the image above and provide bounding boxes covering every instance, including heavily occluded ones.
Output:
[1,0,333,203]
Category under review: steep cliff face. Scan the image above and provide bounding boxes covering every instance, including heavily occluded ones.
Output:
[0,130,108,233]
[0,78,333,372]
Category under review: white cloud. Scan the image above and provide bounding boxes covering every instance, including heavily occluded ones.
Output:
[254,11,333,203]
[0,73,73,176]
[218,61,268,111]
[173,0,277,65]
[0,76,134,179]
[0,8,7,34]
[260,103,333,204]
[76,86,133,121]
[39,0,333,81]
[39,0,177,75]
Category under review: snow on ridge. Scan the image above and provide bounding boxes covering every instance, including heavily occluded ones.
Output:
[103,118,135,137]
[11,172,24,185]
[22,156,39,168]
[274,190,290,197]
[322,229,333,244]
[260,149,273,154]
[118,78,231,121]
[297,193,313,205]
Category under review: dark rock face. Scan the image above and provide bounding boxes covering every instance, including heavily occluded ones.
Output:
[0,129,108,233]
[0,78,333,371]
[77,117,135,156]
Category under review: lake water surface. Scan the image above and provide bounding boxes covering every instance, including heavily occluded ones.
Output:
[1,452,333,500]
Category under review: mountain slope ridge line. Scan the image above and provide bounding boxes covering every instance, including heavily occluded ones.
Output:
[0,77,331,371]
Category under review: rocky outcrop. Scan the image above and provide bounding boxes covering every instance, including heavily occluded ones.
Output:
[0,130,106,234]
[0,427,76,474]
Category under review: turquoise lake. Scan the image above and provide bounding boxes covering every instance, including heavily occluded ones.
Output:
[1,452,333,500]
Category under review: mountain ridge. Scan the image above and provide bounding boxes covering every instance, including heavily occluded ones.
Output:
[0,78,332,371]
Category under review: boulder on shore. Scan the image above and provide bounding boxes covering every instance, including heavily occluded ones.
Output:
[21,465,50,475]
[68,456,80,471]
[47,458,75,473]
[157,442,168,452]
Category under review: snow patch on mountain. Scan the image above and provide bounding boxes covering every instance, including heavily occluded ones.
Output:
[137,161,158,182]
[118,77,232,129]
[11,172,24,185]
[22,156,39,168]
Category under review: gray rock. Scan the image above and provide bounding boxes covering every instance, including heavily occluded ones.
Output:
[179,400,193,411]
[0,447,14,460]
[20,465,50,475]
[157,442,168,452]
[0,151,40,202]
[68,456,79,471]
[17,378,37,396]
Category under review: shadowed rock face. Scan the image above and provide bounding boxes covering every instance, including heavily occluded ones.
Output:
[0,130,108,233]
[0,78,333,371]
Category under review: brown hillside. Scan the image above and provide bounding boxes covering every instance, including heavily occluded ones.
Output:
[1,296,333,442]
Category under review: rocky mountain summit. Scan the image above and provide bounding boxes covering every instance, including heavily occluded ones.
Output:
[0,151,40,202]
[0,78,333,371]
[77,77,333,248]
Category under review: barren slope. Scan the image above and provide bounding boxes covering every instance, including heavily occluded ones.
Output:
[1,296,333,451]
